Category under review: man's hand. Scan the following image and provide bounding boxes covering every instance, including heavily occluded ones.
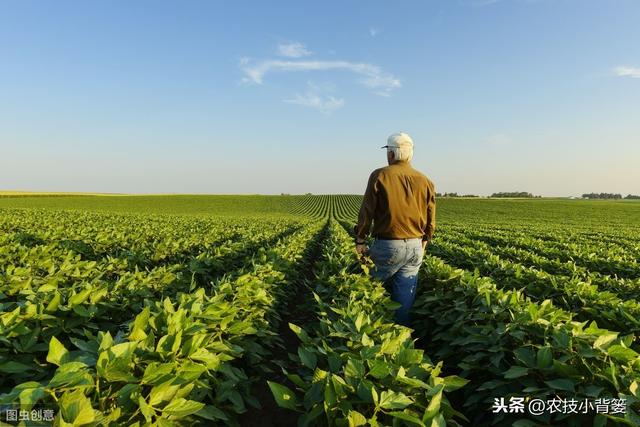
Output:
[356,244,368,256]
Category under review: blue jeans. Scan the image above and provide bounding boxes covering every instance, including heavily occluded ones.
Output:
[368,238,424,326]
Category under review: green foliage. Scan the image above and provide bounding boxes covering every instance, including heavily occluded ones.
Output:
[270,222,467,426]
[0,208,323,425]
[1,195,639,426]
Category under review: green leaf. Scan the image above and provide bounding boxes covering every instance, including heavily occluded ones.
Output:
[442,375,469,392]
[371,386,378,405]
[116,384,139,408]
[98,332,113,351]
[345,359,365,379]
[593,333,618,350]
[267,381,299,411]
[0,361,35,374]
[46,336,69,366]
[108,342,137,360]
[380,333,407,355]
[361,333,375,346]
[48,366,93,388]
[514,347,536,368]
[171,330,183,354]
[68,287,92,307]
[138,396,154,423]
[396,348,424,366]
[195,405,228,421]
[630,381,638,397]
[59,389,95,425]
[347,410,367,427]
[189,348,220,370]
[356,379,376,403]
[328,353,342,373]
[18,386,45,411]
[287,374,306,388]
[45,291,61,312]
[176,361,206,383]
[1,307,20,327]
[289,323,310,343]
[368,359,391,379]
[298,347,317,370]
[429,413,446,427]
[389,411,425,426]
[544,379,575,392]
[536,346,553,369]
[504,366,529,379]
[583,385,604,397]
[162,398,205,417]
[324,379,337,407]
[379,390,413,410]
[312,368,328,383]
[142,363,174,385]
[149,381,180,406]
[422,387,442,421]
[354,312,366,332]
[607,345,639,363]
[477,379,506,391]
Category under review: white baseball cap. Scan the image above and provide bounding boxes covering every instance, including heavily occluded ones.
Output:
[381,132,414,149]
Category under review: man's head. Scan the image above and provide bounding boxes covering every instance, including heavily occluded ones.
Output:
[383,132,414,164]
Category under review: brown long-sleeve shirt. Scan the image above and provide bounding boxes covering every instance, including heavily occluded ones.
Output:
[355,160,436,241]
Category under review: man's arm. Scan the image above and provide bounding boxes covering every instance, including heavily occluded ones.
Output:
[355,171,378,244]
[422,183,436,248]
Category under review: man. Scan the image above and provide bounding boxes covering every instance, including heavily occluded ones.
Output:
[355,132,436,326]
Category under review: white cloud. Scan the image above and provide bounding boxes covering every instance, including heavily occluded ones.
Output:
[369,28,379,37]
[284,82,344,114]
[241,59,401,95]
[277,42,312,58]
[284,93,345,114]
[614,66,640,79]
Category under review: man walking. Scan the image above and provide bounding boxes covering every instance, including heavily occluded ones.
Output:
[355,132,436,326]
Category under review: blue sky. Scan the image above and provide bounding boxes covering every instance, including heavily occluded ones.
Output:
[1,0,639,196]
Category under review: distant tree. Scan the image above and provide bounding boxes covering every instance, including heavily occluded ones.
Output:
[462,194,479,198]
[490,192,535,198]
[435,192,442,197]
[624,194,640,199]
[582,193,622,199]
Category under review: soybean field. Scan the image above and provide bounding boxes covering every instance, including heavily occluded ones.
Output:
[0,195,639,426]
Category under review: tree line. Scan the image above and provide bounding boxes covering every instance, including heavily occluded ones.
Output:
[582,193,640,199]
[435,192,539,198]
[434,192,639,199]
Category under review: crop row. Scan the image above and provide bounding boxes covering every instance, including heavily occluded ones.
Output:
[291,195,362,220]
[0,217,324,425]
[0,217,304,388]
[440,229,640,301]
[412,255,640,426]
[269,221,467,426]
[427,238,640,340]
[446,225,640,277]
